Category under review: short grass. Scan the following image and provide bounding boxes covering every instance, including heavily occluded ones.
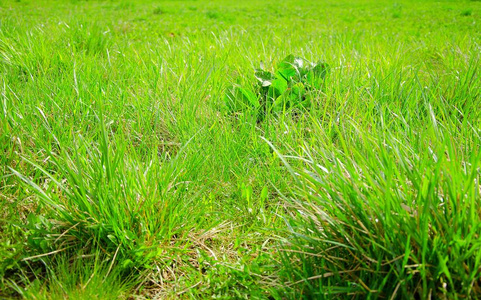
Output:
[0,0,480,298]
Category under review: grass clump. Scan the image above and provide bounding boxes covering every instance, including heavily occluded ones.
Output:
[11,121,205,272]
[276,111,481,298]
[9,252,135,300]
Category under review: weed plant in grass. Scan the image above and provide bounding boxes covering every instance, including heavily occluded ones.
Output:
[225,54,329,118]
[1,0,481,298]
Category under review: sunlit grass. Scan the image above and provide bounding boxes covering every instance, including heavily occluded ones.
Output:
[1,0,480,298]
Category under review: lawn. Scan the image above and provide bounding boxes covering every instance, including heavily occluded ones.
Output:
[1,0,480,298]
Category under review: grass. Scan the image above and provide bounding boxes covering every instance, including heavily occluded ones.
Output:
[0,0,480,298]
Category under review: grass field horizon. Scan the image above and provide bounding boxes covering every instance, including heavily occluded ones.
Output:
[1,0,480,298]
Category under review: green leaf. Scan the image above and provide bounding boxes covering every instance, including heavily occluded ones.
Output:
[276,55,297,81]
[267,78,288,101]
[254,69,275,87]
[240,88,259,108]
[272,94,288,113]
[224,85,259,112]
[276,55,309,82]
[271,82,306,113]
[278,54,295,68]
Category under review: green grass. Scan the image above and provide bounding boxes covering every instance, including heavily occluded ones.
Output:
[0,0,480,298]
